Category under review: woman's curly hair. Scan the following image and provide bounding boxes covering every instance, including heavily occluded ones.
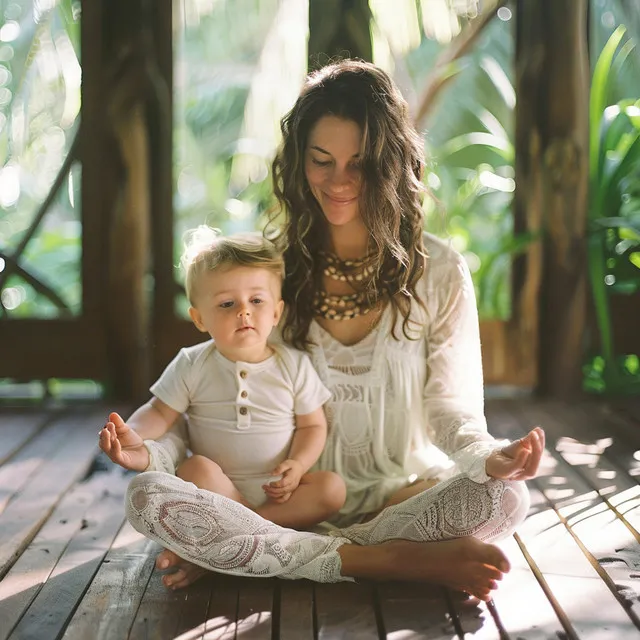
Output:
[270,59,427,350]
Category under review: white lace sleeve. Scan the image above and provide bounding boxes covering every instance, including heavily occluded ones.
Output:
[143,416,189,474]
[422,249,508,483]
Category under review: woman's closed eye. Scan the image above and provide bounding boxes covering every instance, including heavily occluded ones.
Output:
[311,158,331,167]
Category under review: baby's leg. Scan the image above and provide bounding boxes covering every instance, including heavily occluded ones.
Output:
[176,455,252,509]
[257,471,346,529]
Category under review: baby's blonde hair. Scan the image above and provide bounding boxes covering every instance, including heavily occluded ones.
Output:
[181,226,285,306]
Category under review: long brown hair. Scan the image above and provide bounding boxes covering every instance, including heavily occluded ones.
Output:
[270,59,427,349]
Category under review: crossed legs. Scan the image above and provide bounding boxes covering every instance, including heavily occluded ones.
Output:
[176,454,346,529]
[126,471,530,600]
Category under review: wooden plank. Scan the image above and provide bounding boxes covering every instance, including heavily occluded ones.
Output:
[0,409,106,578]
[446,593,497,640]
[127,562,212,640]
[165,576,213,640]
[519,400,640,500]
[502,401,640,627]
[0,412,88,516]
[7,470,129,640]
[0,320,108,380]
[607,398,640,426]
[0,411,52,465]
[517,489,639,639]
[0,472,118,639]
[512,399,640,534]
[451,534,567,639]
[61,522,158,640]
[376,582,457,640]
[234,578,275,640]
[490,401,640,637]
[314,581,380,639]
[199,574,241,640]
[278,581,314,640]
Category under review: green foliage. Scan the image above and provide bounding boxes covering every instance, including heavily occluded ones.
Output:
[173,1,281,251]
[403,14,521,319]
[0,1,81,318]
[587,23,640,394]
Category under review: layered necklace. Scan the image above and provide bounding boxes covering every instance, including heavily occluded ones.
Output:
[313,251,382,320]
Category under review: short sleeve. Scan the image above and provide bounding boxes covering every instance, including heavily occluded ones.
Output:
[291,352,332,416]
[150,349,193,413]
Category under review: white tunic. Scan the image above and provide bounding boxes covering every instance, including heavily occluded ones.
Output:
[144,233,508,525]
[308,233,507,526]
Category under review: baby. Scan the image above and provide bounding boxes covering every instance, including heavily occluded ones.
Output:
[99,227,346,529]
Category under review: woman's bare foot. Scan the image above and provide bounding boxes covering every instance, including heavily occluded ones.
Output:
[338,536,509,601]
[156,549,210,589]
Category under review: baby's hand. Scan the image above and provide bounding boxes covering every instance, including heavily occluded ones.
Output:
[98,412,149,471]
[486,426,545,481]
[262,459,304,503]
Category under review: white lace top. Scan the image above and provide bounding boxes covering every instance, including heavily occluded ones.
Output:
[144,233,509,529]
[308,233,508,527]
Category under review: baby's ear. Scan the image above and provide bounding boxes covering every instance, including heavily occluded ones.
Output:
[188,307,207,332]
[273,299,285,325]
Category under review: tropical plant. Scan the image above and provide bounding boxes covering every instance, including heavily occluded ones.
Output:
[0,0,81,319]
[584,24,640,394]
[396,10,519,318]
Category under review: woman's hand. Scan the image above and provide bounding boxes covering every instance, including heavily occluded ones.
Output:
[262,459,304,504]
[485,426,545,481]
[98,412,149,471]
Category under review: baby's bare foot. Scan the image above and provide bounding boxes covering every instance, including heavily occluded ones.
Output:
[156,549,209,590]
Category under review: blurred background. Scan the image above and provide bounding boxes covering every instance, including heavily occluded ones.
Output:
[0,0,638,402]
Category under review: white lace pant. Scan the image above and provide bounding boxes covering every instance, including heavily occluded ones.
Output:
[125,470,529,583]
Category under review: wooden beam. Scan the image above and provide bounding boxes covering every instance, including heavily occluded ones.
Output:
[0,320,108,381]
[148,0,178,384]
[308,0,373,70]
[514,0,590,398]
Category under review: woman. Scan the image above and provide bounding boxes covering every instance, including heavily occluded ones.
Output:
[126,60,544,601]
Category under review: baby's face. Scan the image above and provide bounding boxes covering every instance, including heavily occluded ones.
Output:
[189,266,283,363]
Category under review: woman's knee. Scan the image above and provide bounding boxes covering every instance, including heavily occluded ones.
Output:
[436,474,530,541]
[125,471,168,533]
[494,478,530,528]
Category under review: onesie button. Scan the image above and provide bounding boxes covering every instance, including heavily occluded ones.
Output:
[239,406,248,415]
[240,390,248,398]
[239,370,248,379]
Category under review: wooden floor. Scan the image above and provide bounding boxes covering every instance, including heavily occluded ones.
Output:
[2,398,640,639]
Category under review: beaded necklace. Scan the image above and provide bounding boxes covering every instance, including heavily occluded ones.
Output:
[313,251,382,320]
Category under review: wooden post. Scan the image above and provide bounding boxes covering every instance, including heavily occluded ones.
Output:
[308,0,373,69]
[101,0,154,401]
[514,0,590,398]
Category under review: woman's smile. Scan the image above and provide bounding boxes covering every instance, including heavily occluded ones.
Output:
[305,115,363,228]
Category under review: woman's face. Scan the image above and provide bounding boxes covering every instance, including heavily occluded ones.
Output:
[305,116,363,228]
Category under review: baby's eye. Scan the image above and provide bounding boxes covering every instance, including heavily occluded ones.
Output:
[251,298,264,305]
[219,301,234,309]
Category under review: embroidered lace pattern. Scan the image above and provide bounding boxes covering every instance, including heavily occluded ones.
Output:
[137,234,529,547]
[126,472,353,583]
[144,438,185,474]
[332,474,530,545]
